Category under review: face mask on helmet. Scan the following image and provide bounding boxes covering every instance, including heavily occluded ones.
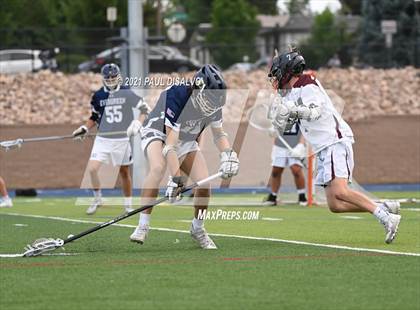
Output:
[101,64,122,90]
[191,70,226,116]
[192,88,226,117]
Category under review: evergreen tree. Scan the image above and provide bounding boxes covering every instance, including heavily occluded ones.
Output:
[359,0,418,67]
[300,9,352,68]
[206,0,260,68]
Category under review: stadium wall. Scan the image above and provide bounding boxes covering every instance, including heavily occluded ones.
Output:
[1,115,419,188]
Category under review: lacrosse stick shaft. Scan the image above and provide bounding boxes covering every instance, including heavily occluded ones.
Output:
[0,131,128,149]
[64,172,223,244]
[23,131,127,143]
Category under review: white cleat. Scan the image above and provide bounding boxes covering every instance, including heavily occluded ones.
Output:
[130,225,149,244]
[86,198,102,215]
[0,197,13,208]
[382,201,400,215]
[190,225,217,249]
[384,214,401,244]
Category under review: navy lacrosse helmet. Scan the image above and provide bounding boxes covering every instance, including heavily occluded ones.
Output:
[192,64,227,116]
[101,63,122,90]
[268,49,305,89]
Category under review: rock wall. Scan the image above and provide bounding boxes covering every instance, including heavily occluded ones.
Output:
[1,68,419,125]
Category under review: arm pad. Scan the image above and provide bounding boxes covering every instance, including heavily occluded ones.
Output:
[213,129,228,144]
[296,104,321,121]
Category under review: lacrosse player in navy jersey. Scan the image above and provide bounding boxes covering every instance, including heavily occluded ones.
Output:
[72,63,149,215]
[263,123,307,206]
[127,64,239,249]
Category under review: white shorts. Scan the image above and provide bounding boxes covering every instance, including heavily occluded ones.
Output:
[141,128,200,158]
[271,145,303,168]
[315,140,354,186]
[90,137,133,166]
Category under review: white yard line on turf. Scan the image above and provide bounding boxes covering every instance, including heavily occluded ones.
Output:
[2,212,420,257]
[0,254,23,258]
[0,253,79,258]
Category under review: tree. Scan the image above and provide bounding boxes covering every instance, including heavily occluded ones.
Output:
[286,0,310,15]
[339,0,362,14]
[175,0,213,27]
[300,9,352,68]
[206,0,260,68]
[248,0,278,15]
[359,0,418,68]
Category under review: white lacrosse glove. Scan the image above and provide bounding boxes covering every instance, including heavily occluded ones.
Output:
[72,125,88,139]
[127,119,142,137]
[219,149,240,179]
[165,176,187,203]
[289,143,306,160]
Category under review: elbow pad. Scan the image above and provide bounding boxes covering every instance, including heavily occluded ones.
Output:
[213,130,228,144]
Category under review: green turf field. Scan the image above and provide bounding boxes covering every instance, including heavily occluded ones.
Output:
[1,193,419,310]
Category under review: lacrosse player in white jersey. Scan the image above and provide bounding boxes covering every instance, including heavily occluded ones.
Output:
[267,48,401,244]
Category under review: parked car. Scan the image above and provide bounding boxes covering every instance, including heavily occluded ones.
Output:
[78,45,201,73]
[227,62,255,72]
[0,48,59,74]
[253,56,272,70]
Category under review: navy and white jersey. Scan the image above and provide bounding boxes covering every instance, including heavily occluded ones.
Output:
[143,84,223,142]
[275,122,301,148]
[90,85,142,139]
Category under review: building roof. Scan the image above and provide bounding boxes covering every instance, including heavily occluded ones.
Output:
[257,14,289,29]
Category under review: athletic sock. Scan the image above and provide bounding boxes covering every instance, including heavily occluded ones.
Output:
[297,189,306,195]
[373,207,390,224]
[124,196,132,208]
[271,192,277,197]
[93,190,102,199]
[139,213,150,227]
[192,218,204,230]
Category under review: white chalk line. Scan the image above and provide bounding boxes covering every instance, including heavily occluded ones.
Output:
[0,253,79,258]
[1,212,419,257]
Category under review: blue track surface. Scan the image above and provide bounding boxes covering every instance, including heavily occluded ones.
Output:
[8,183,420,198]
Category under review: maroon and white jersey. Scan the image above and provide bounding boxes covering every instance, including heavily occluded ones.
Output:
[281,74,354,152]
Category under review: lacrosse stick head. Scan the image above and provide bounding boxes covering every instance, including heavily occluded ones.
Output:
[23,238,64,257]
[0,139,23,151]
[247,103,274,132]
[247,102,297,136]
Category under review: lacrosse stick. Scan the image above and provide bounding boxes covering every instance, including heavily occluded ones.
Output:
[247,103,308,168]
[22,171,223,257]
[0,131,127,151]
